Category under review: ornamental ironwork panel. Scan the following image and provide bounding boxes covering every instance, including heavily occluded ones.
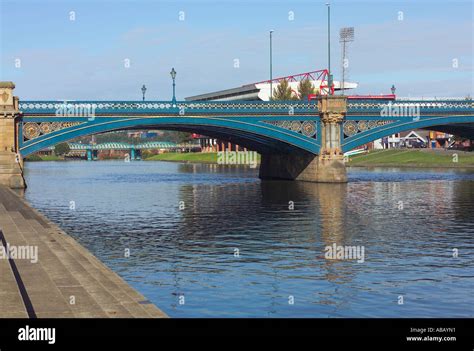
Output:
[22,122,83,141]
[263,120,317,138]
[343,120,395,137]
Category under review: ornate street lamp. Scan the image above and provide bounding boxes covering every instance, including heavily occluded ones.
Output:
[170,68,177,103]
[141,84,147,101]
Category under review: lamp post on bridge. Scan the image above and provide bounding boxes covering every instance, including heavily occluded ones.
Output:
[170,68,177,104]
[269,29,274,101]
[326,3,333,95]
[141,84,147,101]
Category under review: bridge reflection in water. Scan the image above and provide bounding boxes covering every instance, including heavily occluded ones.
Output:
[22,161,474,317]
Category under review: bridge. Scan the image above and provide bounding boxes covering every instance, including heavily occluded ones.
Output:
[1,81,473,188]
[64,141,197,160]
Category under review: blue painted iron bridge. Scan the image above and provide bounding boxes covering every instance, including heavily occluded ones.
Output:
[16,97,474,182]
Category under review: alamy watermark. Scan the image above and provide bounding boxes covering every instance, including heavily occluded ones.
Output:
[55,101,96,120]
[324,243,365,263]
[0,243,38,263]
[381,102,420,120]
[217,151,258,168]
[18,326,55,345]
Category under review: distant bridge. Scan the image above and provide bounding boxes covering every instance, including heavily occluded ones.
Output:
[67,141,202,151]
[46,141,199,160]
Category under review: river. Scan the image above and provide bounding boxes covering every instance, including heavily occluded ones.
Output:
[21,161,474,317]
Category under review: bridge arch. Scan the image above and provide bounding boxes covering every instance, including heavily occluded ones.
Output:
[19,116,321,157]
[341,114,474,152]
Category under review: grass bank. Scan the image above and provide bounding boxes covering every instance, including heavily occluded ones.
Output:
[24,154,63,161]
[145,152,261,164]
[145,152,219,163]
[348,149,474,168]
[26,150,474,168]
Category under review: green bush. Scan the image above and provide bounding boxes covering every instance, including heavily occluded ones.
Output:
[24,154,42,161]
[54,143,70,156]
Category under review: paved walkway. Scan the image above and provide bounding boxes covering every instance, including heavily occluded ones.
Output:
[0,186,167,318]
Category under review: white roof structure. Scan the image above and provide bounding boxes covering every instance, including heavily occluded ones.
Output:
[254,80,358,101]
[186,70,358,102]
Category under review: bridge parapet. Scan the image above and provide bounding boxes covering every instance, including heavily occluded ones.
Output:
[348,99,473,113]
[20,99,472,118]
[19,100,318,116]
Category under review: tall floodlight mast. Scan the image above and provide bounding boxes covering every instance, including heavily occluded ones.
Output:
[339,27,354,95]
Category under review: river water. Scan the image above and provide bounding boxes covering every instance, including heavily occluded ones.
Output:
[22,161,474,317]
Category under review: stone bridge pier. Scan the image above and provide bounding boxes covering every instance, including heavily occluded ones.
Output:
[0,82,25,188]
[259,95,348,183]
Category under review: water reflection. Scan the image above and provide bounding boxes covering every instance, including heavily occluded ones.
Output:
[21,161,474,317]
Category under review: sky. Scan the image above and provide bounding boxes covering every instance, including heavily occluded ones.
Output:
[0,0,472,100]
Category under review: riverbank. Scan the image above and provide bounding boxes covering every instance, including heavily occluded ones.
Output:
[145,152,261,164]
[144,150,474,168]
[25,149,474,169]
[347,149,474,168]
[0,185,167,318]
[145,152,218,163]
[24,154,63,161]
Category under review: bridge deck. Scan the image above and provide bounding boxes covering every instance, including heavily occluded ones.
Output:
[0,186,167,318]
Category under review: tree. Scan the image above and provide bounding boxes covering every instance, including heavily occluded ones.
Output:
[54,142,70,156]
[297,78,316,101]
[162,131,193,143]
[272,79,297,100]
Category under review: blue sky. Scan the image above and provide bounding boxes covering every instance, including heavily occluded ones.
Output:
[1,0,472,99]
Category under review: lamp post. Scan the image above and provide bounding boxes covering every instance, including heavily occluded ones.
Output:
[141,84,147,101]
[269,30,274,101]
[170,68,177,103]
[326,3,333,95]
